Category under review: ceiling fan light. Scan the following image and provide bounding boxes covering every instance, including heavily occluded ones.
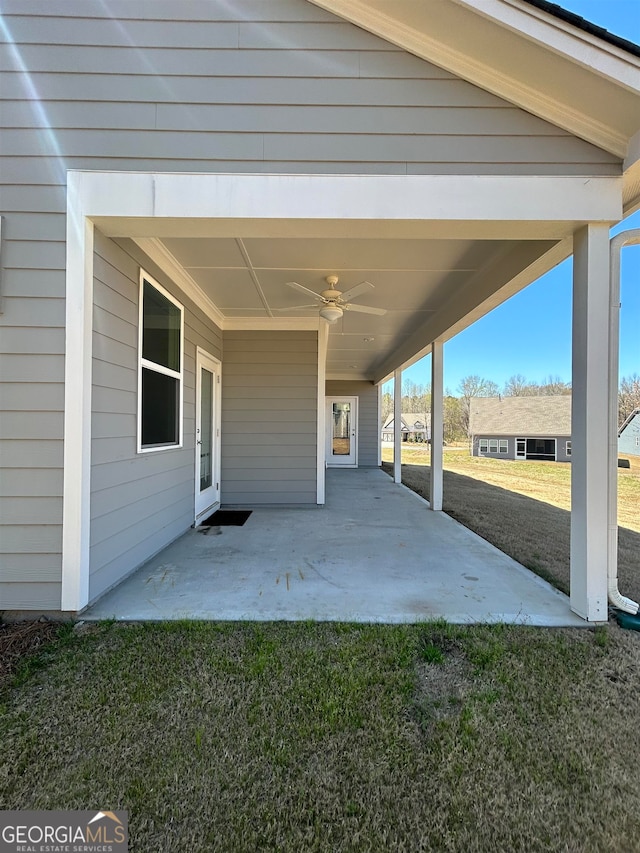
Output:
[319,304,343,323]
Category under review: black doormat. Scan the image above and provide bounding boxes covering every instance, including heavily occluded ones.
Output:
[201,509,252,526]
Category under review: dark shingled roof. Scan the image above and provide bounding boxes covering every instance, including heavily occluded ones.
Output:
[522,0,640,58]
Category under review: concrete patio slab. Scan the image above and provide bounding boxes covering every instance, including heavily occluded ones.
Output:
[83,468,586,626]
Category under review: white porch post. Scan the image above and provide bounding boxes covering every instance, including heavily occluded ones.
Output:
[393,368,402,484]
[316,319,329,505]
[430,342,444,511]
[61,174,94,611]
[570,223,610,621]
[377,383,383,466]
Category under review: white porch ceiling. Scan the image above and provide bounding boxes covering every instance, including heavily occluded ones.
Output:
[149,234,536,379]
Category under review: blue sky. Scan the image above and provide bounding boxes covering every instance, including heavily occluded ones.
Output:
[396,0,639,396]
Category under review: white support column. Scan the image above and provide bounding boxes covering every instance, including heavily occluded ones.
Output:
[377,383,382,466]
[430,342,444,511]
[393,368,402,484]
[316,320,329,505]
[570,223,610,622]
[61,176,94,612]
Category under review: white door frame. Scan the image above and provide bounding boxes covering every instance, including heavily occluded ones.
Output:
[195,347,222,523]
[326,396,358,468]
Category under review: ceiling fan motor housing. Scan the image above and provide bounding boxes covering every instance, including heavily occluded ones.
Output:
[321,289,343,301]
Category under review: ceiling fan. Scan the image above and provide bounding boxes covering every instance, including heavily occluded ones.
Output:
[279,275,387,324]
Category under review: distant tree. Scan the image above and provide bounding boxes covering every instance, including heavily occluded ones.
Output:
[503,374,536,396]
[443,395,466,442]
[379,380,431,427]
[537,374,571,396]
[619,373,640,426]
[457,375,500,436]
[381,390,393,424]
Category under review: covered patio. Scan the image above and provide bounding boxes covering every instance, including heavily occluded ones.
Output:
[83,468,583,625]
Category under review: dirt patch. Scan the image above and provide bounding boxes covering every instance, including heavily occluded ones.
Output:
[0,619,59,687]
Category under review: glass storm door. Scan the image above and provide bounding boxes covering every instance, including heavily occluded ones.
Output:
[195,350,220,520]
[326,397,358,466]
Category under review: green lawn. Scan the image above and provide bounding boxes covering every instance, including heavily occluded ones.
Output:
[2,620,640,852]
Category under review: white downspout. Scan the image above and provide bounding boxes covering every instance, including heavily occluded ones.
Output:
[608,229,640,615]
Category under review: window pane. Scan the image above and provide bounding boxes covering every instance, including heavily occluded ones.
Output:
[332,402,351,455]
[199,368,213,491]
[141,368,179,447]
[142,280,181,372]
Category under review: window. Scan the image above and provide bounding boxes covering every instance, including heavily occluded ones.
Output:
[566,440,572,456]
[489,439,498,453]
[635,437,639,448]
[138,271,183,451]
[516,439,526,459]
[499,440,508,454]
[479,439,488,453]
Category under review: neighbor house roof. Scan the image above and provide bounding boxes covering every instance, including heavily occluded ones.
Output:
[618,408,640,436]
[383,413,431,430]
[469,396,571,436]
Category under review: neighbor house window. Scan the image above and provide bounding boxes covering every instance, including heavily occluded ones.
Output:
[566,440,572,456]
[479,439,488,453]
[516,439,526,458]
[499,440,508,453]
[489,439,498,453]
[138,271,184,451]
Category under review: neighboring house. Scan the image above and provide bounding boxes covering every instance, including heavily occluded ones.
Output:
[382,413,431,443]
[470,397,572,462]
[619,409,640,457]
[1,0,639,624]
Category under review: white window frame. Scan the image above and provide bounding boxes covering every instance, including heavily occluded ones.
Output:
[479,438,489,453]
[566,440,572,456]
[516,438,526,458]
[489,439,499,453]
[499,439,508,453]
[137,269,184,453]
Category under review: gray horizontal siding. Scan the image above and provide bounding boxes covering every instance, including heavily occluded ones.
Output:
[0,582,62,610]
[222,331,318,506]
[88,231,222,604]
[0,0,341,21]
[326,380,379,467]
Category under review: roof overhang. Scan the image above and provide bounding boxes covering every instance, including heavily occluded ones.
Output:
[308,0,640,214]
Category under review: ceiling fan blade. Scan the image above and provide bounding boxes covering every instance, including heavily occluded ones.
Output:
[343,303,387,316]
[285,281,323,301]
[339,280,374,302]
[274,303,318,311]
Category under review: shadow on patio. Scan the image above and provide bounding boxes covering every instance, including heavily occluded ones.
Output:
[82,468,586,625]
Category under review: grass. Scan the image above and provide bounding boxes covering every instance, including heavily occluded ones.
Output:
[2,620,640,852]
[382,447,640,601]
